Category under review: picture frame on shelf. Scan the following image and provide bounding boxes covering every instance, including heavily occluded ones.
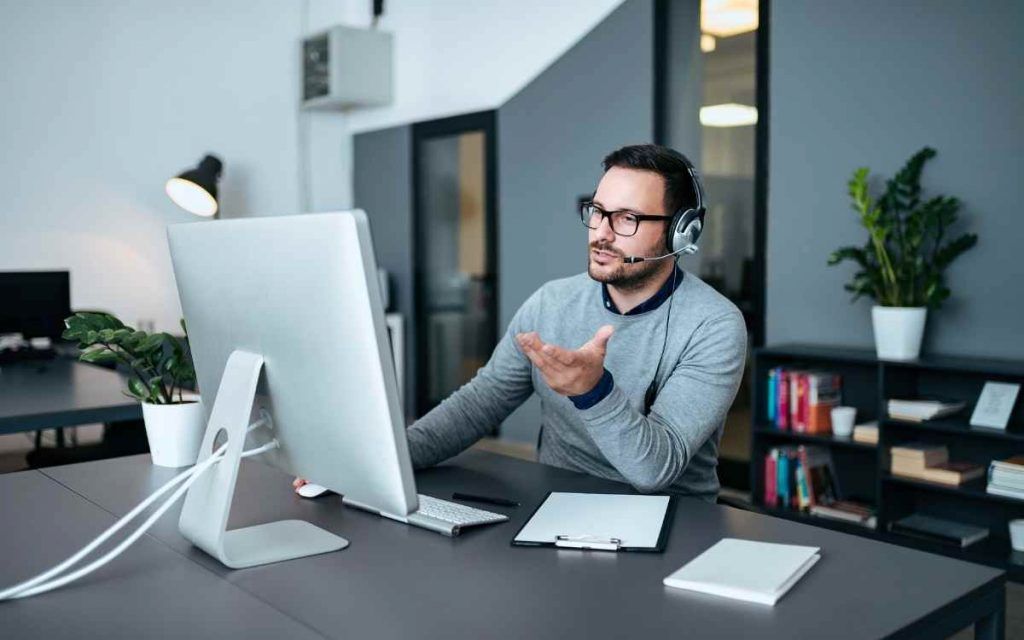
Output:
[970,381,1021,430]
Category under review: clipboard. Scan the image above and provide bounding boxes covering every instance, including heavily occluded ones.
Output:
[511,491,676,552]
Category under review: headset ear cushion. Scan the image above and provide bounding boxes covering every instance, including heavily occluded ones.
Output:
[671,209,701,253]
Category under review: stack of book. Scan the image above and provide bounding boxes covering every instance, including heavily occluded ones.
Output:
[767,368,842,433]
[887,398,967,422]
[852,421,879,445]
[889,443,984,486]
[890,513,989,548]
[763,445,839,511]
[986,456,1024,500]
[808,500,877,529]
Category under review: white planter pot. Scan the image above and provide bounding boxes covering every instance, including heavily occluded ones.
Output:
[871,306,927,361]
[141,400,206,468]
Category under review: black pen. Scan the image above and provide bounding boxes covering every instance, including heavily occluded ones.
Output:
[452,492,520,508]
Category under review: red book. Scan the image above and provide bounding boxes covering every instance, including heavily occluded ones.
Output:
[797,373,810,433]
[765,451,778,507]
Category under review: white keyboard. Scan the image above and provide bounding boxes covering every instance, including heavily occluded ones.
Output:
[414,494,508,527]
[340,491,510,536]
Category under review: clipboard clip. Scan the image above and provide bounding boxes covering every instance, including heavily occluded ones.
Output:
[555,535,622,551]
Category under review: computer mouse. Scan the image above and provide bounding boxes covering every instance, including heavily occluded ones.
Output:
[296,483,330,498]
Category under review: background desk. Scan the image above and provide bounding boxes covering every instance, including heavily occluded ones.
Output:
[2,451,1007,639]
[0,359,140,434]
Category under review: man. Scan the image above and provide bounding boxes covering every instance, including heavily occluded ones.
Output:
[301,144,747,500]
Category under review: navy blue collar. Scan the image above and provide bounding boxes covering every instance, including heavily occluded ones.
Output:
[601,265,684,315]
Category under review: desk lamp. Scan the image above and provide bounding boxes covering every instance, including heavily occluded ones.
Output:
[166,154,223,218]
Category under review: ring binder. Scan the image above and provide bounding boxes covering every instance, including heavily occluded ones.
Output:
[555,535,622,551]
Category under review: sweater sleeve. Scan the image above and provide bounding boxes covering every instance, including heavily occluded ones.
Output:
[577,310,747,492]
[404,291,539,469]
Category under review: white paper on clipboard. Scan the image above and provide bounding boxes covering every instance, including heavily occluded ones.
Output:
[513,492,671,549]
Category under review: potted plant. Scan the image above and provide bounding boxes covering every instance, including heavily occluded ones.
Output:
[62,312,204,467]
[828,147,977,360]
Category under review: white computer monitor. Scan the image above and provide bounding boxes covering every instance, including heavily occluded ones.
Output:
[167,210,417,568]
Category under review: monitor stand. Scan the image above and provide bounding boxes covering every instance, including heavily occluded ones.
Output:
[178,350,349,568]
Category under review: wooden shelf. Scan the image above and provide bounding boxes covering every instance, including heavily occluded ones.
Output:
[754,425,877,451]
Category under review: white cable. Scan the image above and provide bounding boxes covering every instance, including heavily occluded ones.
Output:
[6,446,229,600]
[7,439,279,600]
[0,415,272,599]
[0,453,203,600]
[1,417,276,601]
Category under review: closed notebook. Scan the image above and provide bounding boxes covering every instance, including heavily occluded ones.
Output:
[663,538,820,606]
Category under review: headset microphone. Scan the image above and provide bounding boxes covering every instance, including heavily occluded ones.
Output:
[622,244,696,264]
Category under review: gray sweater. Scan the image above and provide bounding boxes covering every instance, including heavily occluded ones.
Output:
[406,269,747,501]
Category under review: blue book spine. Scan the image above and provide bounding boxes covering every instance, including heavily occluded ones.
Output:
[767,368,777,423]
[777,453,789,508]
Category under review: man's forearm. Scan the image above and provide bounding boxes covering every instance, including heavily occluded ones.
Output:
[574,385,690,492]
[406,332,534,469]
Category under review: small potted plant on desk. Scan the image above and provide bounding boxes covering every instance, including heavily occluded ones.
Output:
[62,312,203,467]
[828,147,978,360]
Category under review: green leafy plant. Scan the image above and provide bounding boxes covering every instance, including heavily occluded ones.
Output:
[827,147,977,309]
[62,313,196,404]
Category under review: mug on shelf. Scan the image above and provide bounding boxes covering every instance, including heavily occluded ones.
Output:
[831,406,857,437]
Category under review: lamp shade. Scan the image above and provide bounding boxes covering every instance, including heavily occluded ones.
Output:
[166,154,223,217]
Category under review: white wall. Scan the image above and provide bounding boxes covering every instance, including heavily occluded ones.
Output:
[301,0,625,212]
[0,0,622,332]
[0,0,301,331]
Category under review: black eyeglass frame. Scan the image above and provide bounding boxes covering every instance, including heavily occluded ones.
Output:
[579,201,673,237]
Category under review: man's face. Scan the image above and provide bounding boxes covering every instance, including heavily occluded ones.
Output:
[587,166,672,290]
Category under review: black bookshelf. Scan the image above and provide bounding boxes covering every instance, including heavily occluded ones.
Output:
[751,343,1024,582]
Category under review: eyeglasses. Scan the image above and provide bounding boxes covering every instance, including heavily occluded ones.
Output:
[579,202,672,237]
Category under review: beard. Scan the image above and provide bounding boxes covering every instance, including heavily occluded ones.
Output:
[587,240,670,291]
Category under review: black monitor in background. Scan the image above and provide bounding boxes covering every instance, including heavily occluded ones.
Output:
[0,271,72,340]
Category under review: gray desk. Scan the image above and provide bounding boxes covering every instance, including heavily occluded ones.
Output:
[0,467,328,639]
[0,359,141,435]
[3,451,1007,639]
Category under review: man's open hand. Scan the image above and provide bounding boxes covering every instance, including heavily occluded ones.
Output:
[516,325,614,397]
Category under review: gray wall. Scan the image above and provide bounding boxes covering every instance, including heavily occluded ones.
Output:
[768,0,1024,359]
[663,0,702,163]
[353,125,416,417]
[497,0,655,442]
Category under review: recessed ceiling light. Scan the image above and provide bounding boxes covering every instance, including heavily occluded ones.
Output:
[700,103,758,127]
[701,0,758,38]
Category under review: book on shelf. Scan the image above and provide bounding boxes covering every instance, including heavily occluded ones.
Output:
[887,398,967,422]
[990,455,1024,474]
[986,456,1024,499]
[808,500,877,528]
[985,484,1024,500]
[763,445,839,511]
[890,443,949,467]
[890,513,989,548]
[988,470,1024,492]
[766,367,842,434]
[888,444,983,485]
[890,460,985,486]
[852,421,879,445]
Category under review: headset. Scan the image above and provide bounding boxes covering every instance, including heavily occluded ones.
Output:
[637,157,707,415]
[622,159,707,265]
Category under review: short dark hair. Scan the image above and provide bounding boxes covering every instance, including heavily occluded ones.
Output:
[601,144,697,215]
